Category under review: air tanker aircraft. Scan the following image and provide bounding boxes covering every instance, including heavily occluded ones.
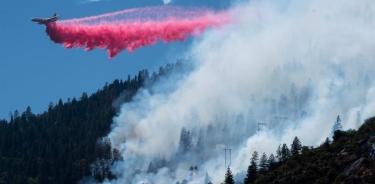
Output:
[32,13,59,25]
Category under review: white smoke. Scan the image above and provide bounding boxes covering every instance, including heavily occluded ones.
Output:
[163,0,172,5]
[106,0,375,183]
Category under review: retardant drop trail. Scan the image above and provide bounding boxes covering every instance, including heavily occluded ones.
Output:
[43,6,230,58]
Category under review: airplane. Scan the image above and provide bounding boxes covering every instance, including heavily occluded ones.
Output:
[32,13,59,25]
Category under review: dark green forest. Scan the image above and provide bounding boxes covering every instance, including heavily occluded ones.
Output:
[225,118,375,184]
[0,63,183,184]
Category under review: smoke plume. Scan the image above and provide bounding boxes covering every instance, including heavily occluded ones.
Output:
[163,0,172,5]
[105,0,375,183]
[44,6,229,58]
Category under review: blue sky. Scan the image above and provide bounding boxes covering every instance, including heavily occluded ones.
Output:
[0,0,232,119]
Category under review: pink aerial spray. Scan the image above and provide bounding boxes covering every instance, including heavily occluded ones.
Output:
[43,6,230,58]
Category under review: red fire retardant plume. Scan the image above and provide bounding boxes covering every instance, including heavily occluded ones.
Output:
[44,6,230,58]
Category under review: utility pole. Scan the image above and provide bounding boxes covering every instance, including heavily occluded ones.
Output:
[224,147,232,168]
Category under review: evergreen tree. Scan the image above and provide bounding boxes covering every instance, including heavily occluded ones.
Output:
[196,129,205,151]
[178,128,192,153]
[332,115,343,135]
[244,151,258,184]
[259,153,268,172]
[276,145,282,161]
[280,144,291,162]
[322,137,330,149]
[48,102,54,112]
[224,167,235,184]
[291,136,302,156]
[9,112,14,122]
[13,110,19,118]
[24,106,33,117]
[267,154,276,170]
[251,151,259,164]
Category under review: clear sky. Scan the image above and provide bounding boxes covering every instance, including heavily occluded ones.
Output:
[0,0,232,119]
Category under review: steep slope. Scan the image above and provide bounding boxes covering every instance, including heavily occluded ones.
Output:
[0,63,183,184]
[254,118,375,184]
[0,76,142,184]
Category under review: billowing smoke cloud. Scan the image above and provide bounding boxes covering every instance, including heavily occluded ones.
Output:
[106,0,375,183]
[45,6,229,58]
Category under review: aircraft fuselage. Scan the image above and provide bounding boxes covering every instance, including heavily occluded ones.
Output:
[32,14,59,25]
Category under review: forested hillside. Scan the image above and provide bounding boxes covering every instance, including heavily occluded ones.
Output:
[0,63,183,184]
[227,118,375,184]
[2,61,375,184]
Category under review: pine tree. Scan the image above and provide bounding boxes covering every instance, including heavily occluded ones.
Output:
[9,112,14,122]
[13,110,19,118]
[332,115,343,135]
[276,145,282,161]
[259,153,268,172]
[291,136,302,156]
[267,154,276,170]
[280,144,291,162]
[179,128,192,153]
[251,151,259,164]
[322,137,330,149]
[224,167,235,184]
[244,151,258,184]
[22,106,34,122]
[48,102,54,112]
